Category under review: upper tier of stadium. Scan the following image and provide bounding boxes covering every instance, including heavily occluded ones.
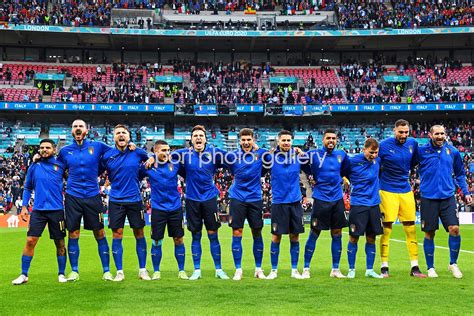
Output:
[0,0,472,30]
[0,61,472,108]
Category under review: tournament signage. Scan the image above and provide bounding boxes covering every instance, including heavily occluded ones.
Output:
[1,24,473,37]
[194,105,218,116]
[1,102,174,113]
[1,102,472,114]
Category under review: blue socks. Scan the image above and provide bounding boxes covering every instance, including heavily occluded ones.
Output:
[175,244,186,271]
[57,255,66,275]
[97,237,110,273]
[347,241,358,269]
[290,241,299,269]
[21,255,33,276]
[270,241,280,270]
[448,235,461,265]
[136,237,147,269]
[151,240,162,272]
[68,238,79,273]
[365,242,376,270]
[253,236,264,269]
[112,238,124,271]
[208,232,222,270]
[232,236,243,269]
[331,235,342,269]
[191,232,202,270]
[423,238,435,269]
[304,231,319,268]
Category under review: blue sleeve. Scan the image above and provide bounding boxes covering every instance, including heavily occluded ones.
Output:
[136,148,149,162]
[98,141,113,156]
[299,152,311,175]
[177,162,186,178]
[22,165,34,207]
[57,148,65,164]
[340,153,351,178]
[453,150,470,196]
[138,164,148,181]
[213,147,227,168]
[410,140,419,168]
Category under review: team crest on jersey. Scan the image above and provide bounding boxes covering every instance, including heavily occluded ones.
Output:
[312,219,318,228]
[53,164,59,171]
[337,155,342,163]
[350,224,356,233]
[409,145,413,154]
[446,148,451,155]
[168,163,174,171]
[254,154,259,161]
[272,223,278,232]
[88,146,94,155]
[421,220,425,230]
[229,216,233,225]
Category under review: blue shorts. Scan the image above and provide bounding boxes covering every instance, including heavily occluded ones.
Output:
[311,198,348,230]
[270,202,304,235]
[185,198,221,233]
[151,208,184,240]
[348,205,384,237]
[28,210,66,240]
[229,199,263,230]
[420,196,458,232]
[108,201,145,230]
[65,194,104,231]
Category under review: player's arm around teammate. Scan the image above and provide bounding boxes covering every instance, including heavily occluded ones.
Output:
[12,139,68,285]
[265,130,309,280]
[172,125,229,280]
[101,125,152,281]
[417,125,472,278]
[378,119,425,278]
[346,139,384,279]
[225,128,267,280]
[142,140,188,280]
[302,129,351,279]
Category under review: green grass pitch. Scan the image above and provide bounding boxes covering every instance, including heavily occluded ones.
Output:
[1,225,473,315]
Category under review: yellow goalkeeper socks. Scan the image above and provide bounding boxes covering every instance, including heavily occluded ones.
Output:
[380,225,392,264]
[403,224,419,266]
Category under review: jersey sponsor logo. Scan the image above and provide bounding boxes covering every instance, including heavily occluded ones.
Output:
[389,149,395,153]
[88,146,94,155]
[67,151,73,155]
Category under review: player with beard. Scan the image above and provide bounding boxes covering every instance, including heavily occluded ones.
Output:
[225,128,267,280]
[101,125,152,281]
[302,128,351,279]
[416,125,472,278]
[378,119,425,278]
[39,119,152,281]
[172,125,229,280]
[264,130,311,280]
[12,139,67,285]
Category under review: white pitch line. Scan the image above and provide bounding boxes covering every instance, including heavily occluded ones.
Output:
[388,237,474,254]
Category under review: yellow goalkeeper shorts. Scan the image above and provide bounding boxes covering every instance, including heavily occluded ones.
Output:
[379,190,416,223]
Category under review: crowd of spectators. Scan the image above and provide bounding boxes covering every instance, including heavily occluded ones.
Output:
[336,0,473,30]
[3,0,472,30]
